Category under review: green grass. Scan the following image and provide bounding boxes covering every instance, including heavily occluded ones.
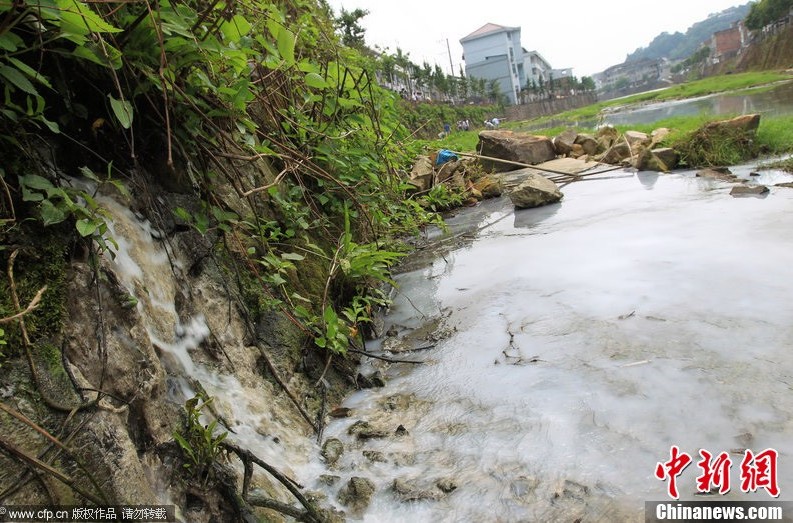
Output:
[511,71,793,130]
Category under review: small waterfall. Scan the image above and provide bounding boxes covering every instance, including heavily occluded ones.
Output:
[98,195,321,479]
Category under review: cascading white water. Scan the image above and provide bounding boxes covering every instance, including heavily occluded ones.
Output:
[98,196,322,479]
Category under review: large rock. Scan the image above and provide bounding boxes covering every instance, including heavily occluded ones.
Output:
[705,114,760,134]
[730,185,769,197]
[574,134,598,156]
[473,176,503,198]
[598,142,631,165]
[321,438,344,466]
[338,477,375,515]
[595,126,619,152]
[508,173,563,209]
[478,131,556,172]
[633,147,679,172]
[650,127,671,146]
[408,156,434,191]
[553,129,578,155]
[624,130,650,151]
[651,148,679,171]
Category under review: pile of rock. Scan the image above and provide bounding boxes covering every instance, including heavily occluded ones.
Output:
[407,153,503,204]
[475,114,761,174]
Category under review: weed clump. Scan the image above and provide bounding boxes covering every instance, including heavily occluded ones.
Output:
[673,125,760,168]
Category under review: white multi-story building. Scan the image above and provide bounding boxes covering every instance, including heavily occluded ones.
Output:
[460,23,524,104]
[461,23,558,104]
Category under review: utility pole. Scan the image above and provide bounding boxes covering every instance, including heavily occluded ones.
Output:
[446,38,454,77]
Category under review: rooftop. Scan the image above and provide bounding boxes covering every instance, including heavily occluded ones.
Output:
[460,23,519,43]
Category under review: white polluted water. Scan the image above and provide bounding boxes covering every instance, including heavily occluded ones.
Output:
[308,166,793,522]
[99,197,317,475]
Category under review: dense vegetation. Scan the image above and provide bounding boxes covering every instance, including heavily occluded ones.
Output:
[746,0,793,29]
[0,0,450,360]
[624,3,750,64]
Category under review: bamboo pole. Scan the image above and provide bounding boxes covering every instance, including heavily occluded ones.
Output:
[449,150,625,179]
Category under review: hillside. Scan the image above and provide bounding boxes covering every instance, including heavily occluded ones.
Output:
[625,3,751,63]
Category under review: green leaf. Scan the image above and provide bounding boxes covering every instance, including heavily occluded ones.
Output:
[276,27,296,66]
[280,252,305,261]
[8,58,52,90]
[19,174,54,191]
[0,65,38,95]
[40,200,67,225]
[220,14,252,41]
[304,72,327,89]
[55,0,122,36]
[108,94,133,129]
[72,42,123,69]
[0,32,24,52]
[76,218,97,237]
[78,166,100,182]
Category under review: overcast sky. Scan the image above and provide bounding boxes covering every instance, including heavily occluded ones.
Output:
[325,0,747,77]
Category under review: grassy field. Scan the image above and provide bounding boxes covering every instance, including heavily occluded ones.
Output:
[427,71,793,162]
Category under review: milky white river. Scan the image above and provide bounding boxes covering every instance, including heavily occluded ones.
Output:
[307,164,793,522]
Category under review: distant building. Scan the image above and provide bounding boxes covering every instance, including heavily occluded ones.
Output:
[710,21,749,63]
[460,23,524,104]
[523,50,553,87]
[594,58,669,92]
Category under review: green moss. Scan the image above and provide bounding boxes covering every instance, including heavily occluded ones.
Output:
[0,228,69,362]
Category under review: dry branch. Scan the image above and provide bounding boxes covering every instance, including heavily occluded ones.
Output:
[0,285,47,324]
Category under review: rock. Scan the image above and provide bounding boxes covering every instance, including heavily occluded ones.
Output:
[569,143,585,158]
[651,148,679,171]
[472,176,502,198]
[357,371,386,389]
[363,450,388,463]
[508,173,563,209]
[697,168,739,182]
[348,420,389,439]
[338,477,375,514]
[553,479,590,501]
[477,131,556,172]
[574,134,598,156]
[436,478,458,493]
[392,478,444,502]
[595,126,619,152]
[624,130,650,149]
[436,159,462,184]
[775,182,793,188]
[468,185,484,200]
[598,142,631,165]
[329,407,352,418]
[408,156,434,191]
[553,129,578,155]
[394,424,409,437]
[321,438,344,466]
[634,147,678,172]
[705,114,760,134]
[319,474,341,486]
[650,127,671,146]
[730,185,769,197]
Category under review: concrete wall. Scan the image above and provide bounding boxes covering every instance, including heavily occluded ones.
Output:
[504,93,598,121]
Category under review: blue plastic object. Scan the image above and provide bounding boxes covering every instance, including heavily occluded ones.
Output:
[436,149,458,166]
